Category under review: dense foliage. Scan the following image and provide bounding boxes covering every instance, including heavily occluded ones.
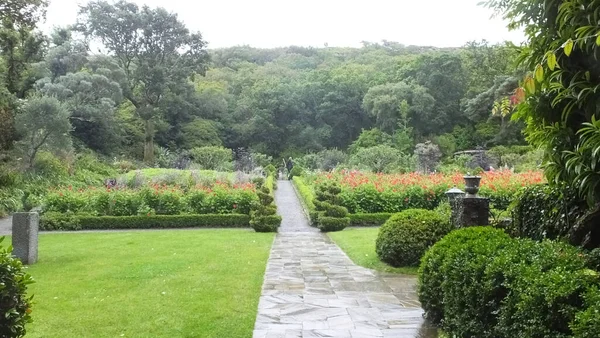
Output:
[509,184,595,247]
[42,181,257,216]
[485,0,600,229]
[0,237,34,337]
[419,227,600,338]
[302,170,544,214]
[376,209,451,267]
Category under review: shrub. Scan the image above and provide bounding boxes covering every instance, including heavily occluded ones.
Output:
[418,227,512,325]
[317,216,350,232]
[314,181,348,232]
[40,214,251,230]
[188,146,233,171]
[250,180,280,232]
[418,226,600,338]
[376,209,451,267]
[0,167,19,188]
[0,189,23,217]
[348,213,392,227]
[32,151,69,178]
[324,204,348,218]
[289,166,304,179]
[509,184,591,247]
[264,164,277,177]
[0,237,34,337]
[250,215,282,232]
[572,287,600,338]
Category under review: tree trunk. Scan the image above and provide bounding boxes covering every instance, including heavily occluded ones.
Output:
[143,119,155,164]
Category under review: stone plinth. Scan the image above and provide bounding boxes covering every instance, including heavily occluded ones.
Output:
[12,212,39,264]
[455,197,489,227]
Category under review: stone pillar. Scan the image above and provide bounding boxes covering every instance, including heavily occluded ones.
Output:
[455,197,489,227]
[12,212,39,264]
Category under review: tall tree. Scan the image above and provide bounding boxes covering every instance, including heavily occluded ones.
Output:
[15,96,71,168]
[0,0,47,28]
[77,0,209,163]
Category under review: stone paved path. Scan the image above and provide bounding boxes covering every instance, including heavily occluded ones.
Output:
[252,181,437,338]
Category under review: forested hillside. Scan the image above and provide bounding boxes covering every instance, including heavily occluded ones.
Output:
[0,0,525,165]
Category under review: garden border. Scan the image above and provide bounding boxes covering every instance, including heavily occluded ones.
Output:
[40,213,251,231]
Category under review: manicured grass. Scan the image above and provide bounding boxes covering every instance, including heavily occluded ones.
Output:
[21,229,274,338]
[328,228,418,275]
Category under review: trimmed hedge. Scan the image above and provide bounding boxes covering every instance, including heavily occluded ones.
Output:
[292,176,318,224]
[40,212,250,230]
[419,227,600,338]
[251,215,283,232]
[348,213,392,227]
[250,183,281,233]
[317,216,350,232]
[0,237,34,337]
[509,184,588,245]
[376,209,451,267]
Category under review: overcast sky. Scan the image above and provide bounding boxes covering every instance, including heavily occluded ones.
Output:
[42,0,523,49]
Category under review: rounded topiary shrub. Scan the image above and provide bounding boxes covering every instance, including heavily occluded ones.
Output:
[0,238,34,337]
[376,209,452,267]
[318,216,350,232]
[251,215,282,232]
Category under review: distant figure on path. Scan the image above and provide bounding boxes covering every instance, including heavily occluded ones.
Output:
[286,157,294,179]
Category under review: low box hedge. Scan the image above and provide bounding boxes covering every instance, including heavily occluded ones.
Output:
[348,213,392,227]
[419,226,600,338]
[40,212,251,231]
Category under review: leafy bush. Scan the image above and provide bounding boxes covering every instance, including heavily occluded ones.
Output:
[376,209,451,267]
[289,166,304,179]
[348,213,392,227]
[0,237,34,337]
[188,146,233,171]
[317,216,350,232]
[418,226,600,338]
[264,164,277,177]
[0,189,23,217]
[0,167,19,188]
[349,145,415,173]
[40,213,251,230]
[32,151,69,178]
[509,184,591,247]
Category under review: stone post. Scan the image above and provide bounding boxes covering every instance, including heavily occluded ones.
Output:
[12,212,39,264]
[453,175,490,227]
[456,197,489,227]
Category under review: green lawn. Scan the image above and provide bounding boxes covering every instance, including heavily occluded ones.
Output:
[20,229,274,338]
[328,227,418,275]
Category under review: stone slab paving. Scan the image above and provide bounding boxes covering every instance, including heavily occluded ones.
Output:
[276,180,317,233]
[253,181,437,338]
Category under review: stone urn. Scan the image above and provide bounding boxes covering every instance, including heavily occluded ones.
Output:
[463,175,481,197]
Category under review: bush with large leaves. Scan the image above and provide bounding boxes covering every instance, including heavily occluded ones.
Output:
[485,0,600,239]
[0,237,34,337]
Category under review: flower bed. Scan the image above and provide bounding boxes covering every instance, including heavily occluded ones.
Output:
[42,182,258,216]
[299,170,544,216]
